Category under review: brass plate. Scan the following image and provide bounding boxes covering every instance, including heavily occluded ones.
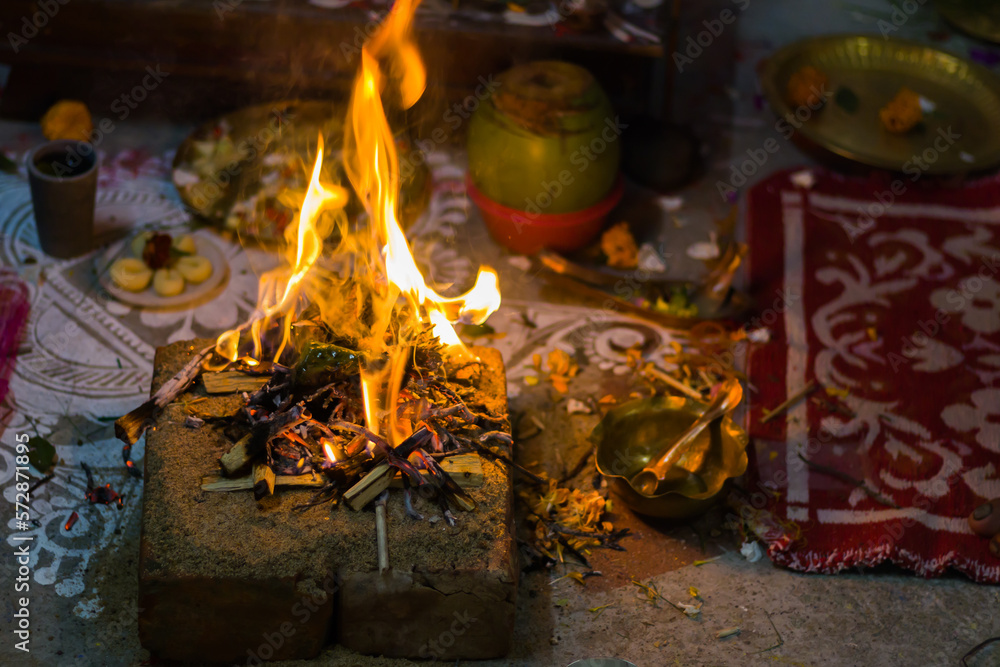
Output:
[593,396,748,519]
[760,35,1000,173]
[172,100,429,244]
[172,100,344,239]
[938,0,1000,44]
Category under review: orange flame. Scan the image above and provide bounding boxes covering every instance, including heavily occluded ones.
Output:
[212,0,500,442]
[343,0,500,434]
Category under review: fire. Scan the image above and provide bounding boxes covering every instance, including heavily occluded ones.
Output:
[343,0,499,349]
[212,0,500,442]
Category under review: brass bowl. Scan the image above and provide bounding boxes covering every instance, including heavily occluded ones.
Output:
[593,396,749,519]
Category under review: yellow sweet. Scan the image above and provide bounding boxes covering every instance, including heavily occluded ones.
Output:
[880,87,923,134]
[172,234,197,255]
[109,258,153,292]
[176,255,213,284]
[153,269,185,297]
[786,66,828,109]
[40,100,93,142]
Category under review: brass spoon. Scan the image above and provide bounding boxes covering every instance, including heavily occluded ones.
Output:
[630,379,743,497]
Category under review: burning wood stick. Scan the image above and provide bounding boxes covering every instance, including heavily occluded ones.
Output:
[219,405,308,476]
[375,490,389,574]
[760,380,818,424]
[200,472,327,492]
[203,372,269,395]
[115,344,214,445]
[344,463,393,511]
[253,463,276,500]
[388,454,483,489]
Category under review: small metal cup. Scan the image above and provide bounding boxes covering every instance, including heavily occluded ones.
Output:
[27,139,98,258]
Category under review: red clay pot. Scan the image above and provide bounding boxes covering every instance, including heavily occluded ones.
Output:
[467,174,623,255]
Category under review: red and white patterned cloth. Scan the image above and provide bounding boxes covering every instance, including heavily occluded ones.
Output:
[743,167,1000,582]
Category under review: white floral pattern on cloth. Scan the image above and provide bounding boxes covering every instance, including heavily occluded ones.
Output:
[941,388,1000,453]
[930,276,1000,334]
[747,172,1000,581]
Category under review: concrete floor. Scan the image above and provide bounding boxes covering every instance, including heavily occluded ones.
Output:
[5,513,999,666]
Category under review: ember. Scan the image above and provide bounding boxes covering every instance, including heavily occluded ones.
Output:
[82,463,124,508]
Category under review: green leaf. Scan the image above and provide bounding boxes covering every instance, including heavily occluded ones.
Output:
[27,436,56,473]
[834,86,859,114]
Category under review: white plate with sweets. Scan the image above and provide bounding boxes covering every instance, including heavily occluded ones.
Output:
[98,230,229,309]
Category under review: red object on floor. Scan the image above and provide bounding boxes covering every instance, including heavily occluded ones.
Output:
[0,270,29,407]
[742,167,1000,582]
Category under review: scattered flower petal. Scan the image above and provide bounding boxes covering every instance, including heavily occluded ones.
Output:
[686,232,720,260]
[740,540,763,562]
[789,169,815,189]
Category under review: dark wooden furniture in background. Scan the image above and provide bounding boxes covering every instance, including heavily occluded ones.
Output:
[0,0,672,136]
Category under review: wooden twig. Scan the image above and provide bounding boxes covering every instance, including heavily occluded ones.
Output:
[467,436,545,486]
[760,380,817,424]
[203,371,269,395]
[343,463,393,511]
[219,405,308,476]
[647,366,703,400]
[115,344,214,445]
[201,472,326,492]
[797,454,900,508]
[387,454,483,489]
[756,611,784,654]
[328,420,391,453]
[220,433,254,477]
[252,462,276,499]
[375,490,389,574]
